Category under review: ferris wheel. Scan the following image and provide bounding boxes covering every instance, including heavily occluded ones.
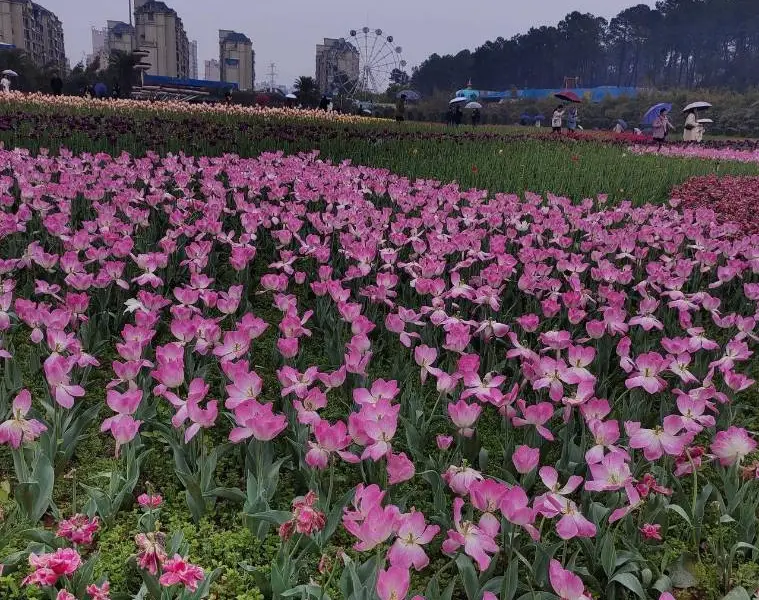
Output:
[326,27,407,99]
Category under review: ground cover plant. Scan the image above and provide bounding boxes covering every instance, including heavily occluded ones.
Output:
[671,175,759,236]
[0,139,757,600]
[2,94,759,205]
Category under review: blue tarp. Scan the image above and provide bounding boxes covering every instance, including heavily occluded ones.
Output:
[142,75,239,91]
[455,86,639,103]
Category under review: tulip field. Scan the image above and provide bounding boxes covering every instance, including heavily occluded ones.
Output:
[0,94,758,600]
[2,93,759,204]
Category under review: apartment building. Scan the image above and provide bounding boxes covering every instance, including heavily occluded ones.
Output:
[189,39,198,79]
[315,37,359,94]
[204,58,220,81]
[133,0,189,78]
[106,20,134,56]
[0,0,65,69]
[219,29,254,91]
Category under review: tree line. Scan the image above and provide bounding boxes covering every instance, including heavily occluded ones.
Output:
[0,49,139,97]
[410,0,759,96]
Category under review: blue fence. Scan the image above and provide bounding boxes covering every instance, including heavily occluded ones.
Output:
[142,75,239,91]
[455,86,639,103]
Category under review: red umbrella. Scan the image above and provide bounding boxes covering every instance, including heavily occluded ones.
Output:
[554,90,582,103]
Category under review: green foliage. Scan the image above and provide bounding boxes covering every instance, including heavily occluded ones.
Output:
[92,506,277,599]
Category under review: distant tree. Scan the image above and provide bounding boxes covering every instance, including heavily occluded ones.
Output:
[411,0,759,93]
[63,59,101,95]
[293,75,320,106]
[107,50,138,97]
[389,68,409,86]
[0,49,44,91]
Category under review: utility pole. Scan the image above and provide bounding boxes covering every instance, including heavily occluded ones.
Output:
[128,0,132,27]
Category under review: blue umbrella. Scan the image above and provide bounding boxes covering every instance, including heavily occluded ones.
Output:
[397,89,421,101]
[642,103,672,126]
[94,82,108,98]
[534,114,546,122]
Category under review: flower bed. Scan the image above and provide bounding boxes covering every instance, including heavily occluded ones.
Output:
[629,143,759,164]
[671,174,759,235]
[0,148,757,599]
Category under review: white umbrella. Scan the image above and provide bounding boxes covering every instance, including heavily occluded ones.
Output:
[2,69,18,77]
[682,101,712,112]
[465,102,482,109]
[285,93,297,99]
[449,97,466,105]
[697,118,713,124]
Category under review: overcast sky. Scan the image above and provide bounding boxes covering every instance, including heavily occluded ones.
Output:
[43,0,653,88]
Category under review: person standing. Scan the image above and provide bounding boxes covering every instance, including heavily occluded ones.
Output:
[683,109,698,142]
[50,72,63,95]
[0,75,10,93]
[552,105,565,133]
[652,108,673,148]
[454,105,463,126]
[471,107,481,127]
[567,108,578,132]
[395,94,406,122]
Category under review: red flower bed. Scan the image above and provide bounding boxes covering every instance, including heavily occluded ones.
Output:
[671,174,759,235]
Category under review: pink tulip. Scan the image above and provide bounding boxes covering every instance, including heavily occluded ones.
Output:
[447,399,482,437]
[626,420,694,461]
[229,400,288,442]
[387,511,439,570]
[294,387,327,426]
[22,547,81,587]
[711,426,757,466]
[500,485,540,540]
[57,514,99,545]
[344,503,399,551]
[279,490,326,540]
[584,452,632,492]
[414,345,437,383]
[44,354,85,408]
[305,420,359,469]
[512,400,555,441]
[512,445,540,474]
[106,388,142,415]
[443,463,483,496]
[86,581,111,600]
[640,523,663,540]
[442,497,499,571]
[387,451,415,484]
[549,559,591,600]
[0,389,47,448]
[100,414,142,457]
[624,352,667,394]
[436,435,453,450]
[137,493,163,508]
[376,566,410,600]
[159,554,204,592]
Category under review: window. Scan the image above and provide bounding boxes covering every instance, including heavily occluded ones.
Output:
[148,13,154,21]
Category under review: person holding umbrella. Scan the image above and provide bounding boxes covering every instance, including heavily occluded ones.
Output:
[0,74,10,93]
[652,107,674,148]
[395,94,406,123]
[454,104,463,126]
[683,108,698,142]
